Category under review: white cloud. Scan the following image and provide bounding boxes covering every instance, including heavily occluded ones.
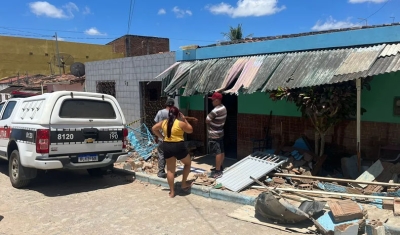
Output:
[82,6,91,15]
[53,36,65,41]
[349,0,388,3]
[158,8,166,15]
[29,1,79,19]
[172,6,192,18]
[312,16,362,31]
[84,27,106,36]
[206,0,285,18]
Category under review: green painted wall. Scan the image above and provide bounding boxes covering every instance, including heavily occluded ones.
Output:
[361,72,400,123]
[179,94,204,111]
[238,92,301,117]
[180,72,400,123]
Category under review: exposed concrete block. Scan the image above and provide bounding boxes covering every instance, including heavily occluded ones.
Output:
[334,223,359,235]
[383,199,394,211]
[328,200,363,223]
[365,220,385,235]
[394,197,400,216]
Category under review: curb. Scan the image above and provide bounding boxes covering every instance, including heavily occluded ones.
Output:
[113,167,256,206]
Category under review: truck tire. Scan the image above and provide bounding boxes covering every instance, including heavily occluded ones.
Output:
[9,150,31,188]
[87,168,106,177]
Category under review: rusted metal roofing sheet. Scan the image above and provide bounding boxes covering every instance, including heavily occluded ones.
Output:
[225,56,265,94]
[244,54,286,94]
[334,45,384,75]
[216,57,249,92]
[262,52,306,91]
[163,62,195,94]
[379,43,400,57]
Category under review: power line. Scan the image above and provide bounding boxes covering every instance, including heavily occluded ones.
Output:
[359,0,391,22]
[127,0,136,34]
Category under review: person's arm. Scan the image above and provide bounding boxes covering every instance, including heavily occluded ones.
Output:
[152,121,164,140]
[206,110,216,124]
[179,113,193,134]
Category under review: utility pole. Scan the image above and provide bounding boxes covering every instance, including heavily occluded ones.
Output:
[54,32,62,75]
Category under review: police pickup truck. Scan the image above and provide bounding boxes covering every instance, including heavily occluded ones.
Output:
[0,91,128,188]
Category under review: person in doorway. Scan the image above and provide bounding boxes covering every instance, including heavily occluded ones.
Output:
[152,106,193,198]
[154,98,175,178]
[206,92,227,179]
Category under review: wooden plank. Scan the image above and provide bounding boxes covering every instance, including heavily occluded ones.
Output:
[355,160,383,188]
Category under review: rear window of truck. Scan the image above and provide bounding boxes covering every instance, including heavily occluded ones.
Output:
[59,99,116,119]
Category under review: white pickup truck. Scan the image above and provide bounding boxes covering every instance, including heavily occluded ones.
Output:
[0,91,128,188]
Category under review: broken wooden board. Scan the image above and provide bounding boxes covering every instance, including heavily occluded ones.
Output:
[355,160,384,188]
[227,205,313,234]
[328,200,363,223]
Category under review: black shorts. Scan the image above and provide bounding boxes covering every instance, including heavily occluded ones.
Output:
[209,137,224,154]
[162,141,188,160]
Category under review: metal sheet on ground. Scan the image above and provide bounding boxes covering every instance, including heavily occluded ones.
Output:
[216,152,288,192]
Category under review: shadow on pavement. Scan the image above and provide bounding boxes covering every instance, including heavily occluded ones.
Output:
[0,160,132,197]
[0,215,3,222]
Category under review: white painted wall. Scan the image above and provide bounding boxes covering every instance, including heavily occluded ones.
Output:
[85,52,175,123]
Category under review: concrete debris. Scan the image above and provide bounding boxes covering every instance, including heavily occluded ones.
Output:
[382,199,394,210]
[334,223,359,235]
[394,198,400,216]
[355,160,384,188]
[328,200,364,223]
[272,177,286,184]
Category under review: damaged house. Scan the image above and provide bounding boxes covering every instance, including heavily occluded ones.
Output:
[157,23,400,178]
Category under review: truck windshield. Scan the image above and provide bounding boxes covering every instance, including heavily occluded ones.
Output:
[59,99,116,119]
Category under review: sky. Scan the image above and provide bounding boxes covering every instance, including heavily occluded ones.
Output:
[0,0,399,51]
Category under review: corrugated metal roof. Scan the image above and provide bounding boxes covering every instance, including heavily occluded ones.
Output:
[163,62,195,94]
[159,43,400,95]
[197,57,238,94]
[262,52,306,91]
[155,62,181,80]
[244,54,286,94]
[367,53,400,76]
[216,57,249,92]
[334,45,384,75]
[225,56,265,94]
[379,43,400,57]
[182,60,217,96]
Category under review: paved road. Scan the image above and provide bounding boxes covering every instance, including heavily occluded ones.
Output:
[0,160,294,235]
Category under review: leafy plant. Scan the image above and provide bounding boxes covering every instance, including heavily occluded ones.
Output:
[269,78,372,157]
[221,24,253,41]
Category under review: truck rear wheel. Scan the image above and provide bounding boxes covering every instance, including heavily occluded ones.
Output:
[9,150,31,188]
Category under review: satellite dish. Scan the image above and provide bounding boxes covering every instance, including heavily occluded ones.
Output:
[70,62,85,77]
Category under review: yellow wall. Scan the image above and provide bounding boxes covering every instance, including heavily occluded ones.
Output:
[0,36,124,79]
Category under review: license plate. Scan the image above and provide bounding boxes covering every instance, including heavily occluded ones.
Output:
[78,154,98,162]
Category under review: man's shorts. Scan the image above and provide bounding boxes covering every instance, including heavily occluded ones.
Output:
[209,137,224,155]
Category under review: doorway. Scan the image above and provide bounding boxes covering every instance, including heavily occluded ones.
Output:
[205,94,238,159]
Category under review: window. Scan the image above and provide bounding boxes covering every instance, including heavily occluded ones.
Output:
[59,99,116,119]
[96,81,116,98]
[2,101,17,120]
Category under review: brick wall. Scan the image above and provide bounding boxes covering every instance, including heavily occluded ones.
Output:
[237,113,400,160]
[187,110,207,152]
[107,35,170,57]
[184,111,400,160]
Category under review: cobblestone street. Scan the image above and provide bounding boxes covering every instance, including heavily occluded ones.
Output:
[0,160,293,235]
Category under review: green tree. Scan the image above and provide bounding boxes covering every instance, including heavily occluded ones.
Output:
[222,24,253,41]
[269,79,371,157]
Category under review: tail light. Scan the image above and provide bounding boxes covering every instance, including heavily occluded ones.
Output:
[36,129,50,154]
[122,128,128,149]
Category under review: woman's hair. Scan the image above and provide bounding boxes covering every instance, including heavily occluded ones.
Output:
[166,106,180,138]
